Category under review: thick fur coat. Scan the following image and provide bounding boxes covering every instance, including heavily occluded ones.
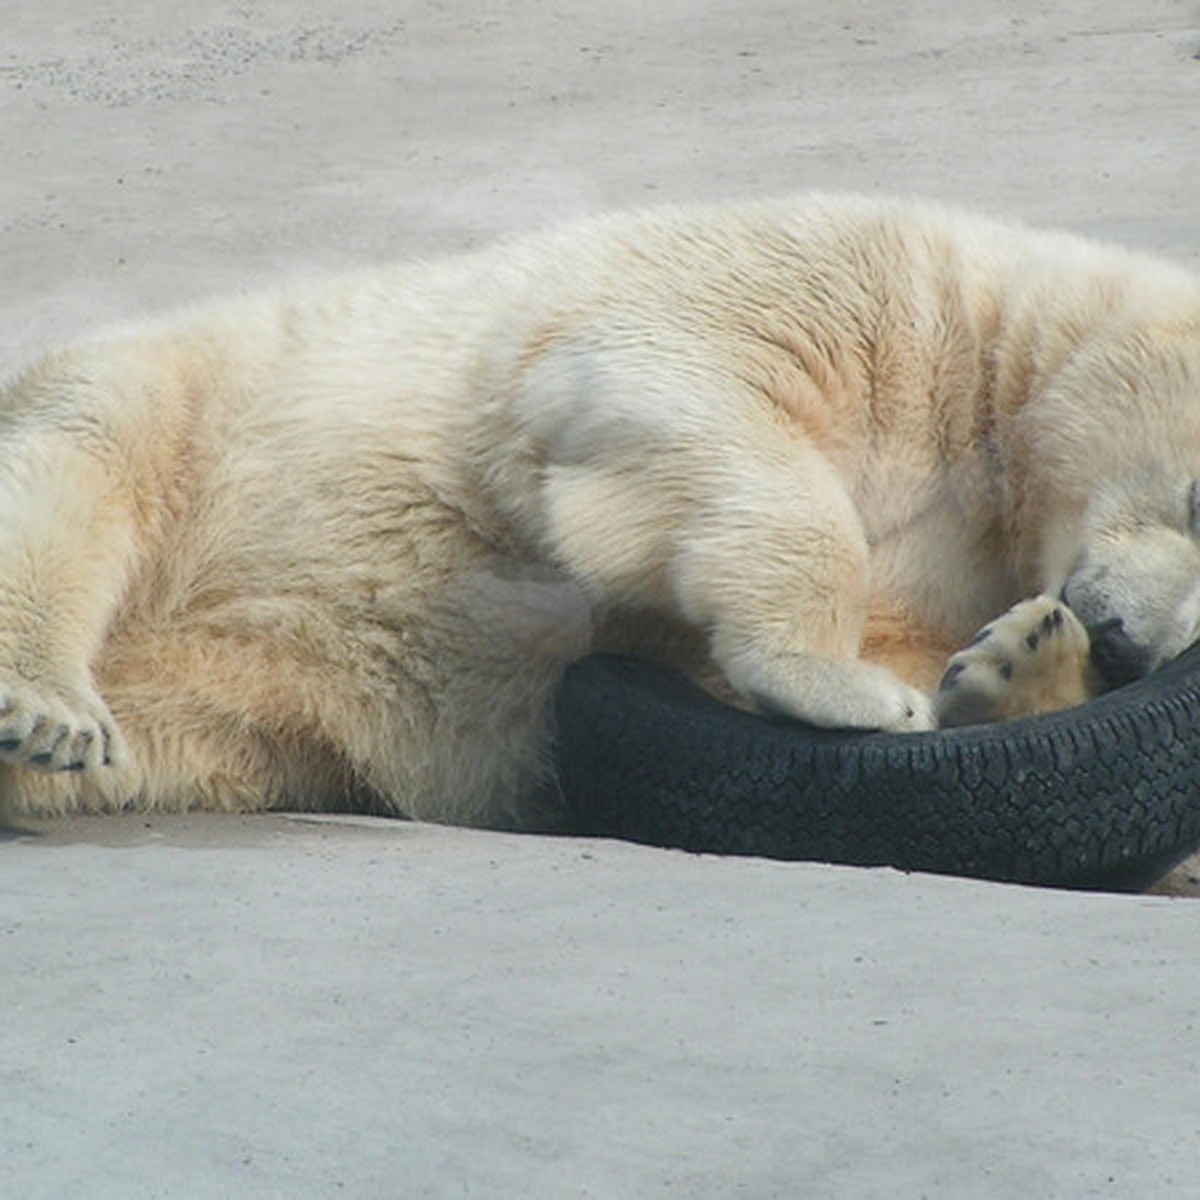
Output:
[3,195,1200,824]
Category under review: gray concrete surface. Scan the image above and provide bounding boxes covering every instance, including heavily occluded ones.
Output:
[2,3,1200,1196]
[4,813,1200,1199]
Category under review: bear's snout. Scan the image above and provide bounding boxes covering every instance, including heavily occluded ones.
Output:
[1087,617,1154,690]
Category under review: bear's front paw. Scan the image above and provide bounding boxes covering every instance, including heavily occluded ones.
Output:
[0,679,127,773]
[935,595,1093,727]
[850,665,937,733]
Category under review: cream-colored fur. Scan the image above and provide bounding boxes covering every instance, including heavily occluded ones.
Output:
[3,194,1200,824]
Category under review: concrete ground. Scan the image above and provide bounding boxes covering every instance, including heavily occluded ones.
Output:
[2,3,1200,1196]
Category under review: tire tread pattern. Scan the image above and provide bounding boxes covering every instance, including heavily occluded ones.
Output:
[553,645,1200,887]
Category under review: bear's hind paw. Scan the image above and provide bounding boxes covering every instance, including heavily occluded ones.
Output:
[0,679,127,773]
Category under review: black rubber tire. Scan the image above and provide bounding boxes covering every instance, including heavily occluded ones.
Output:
[553,642,1200,888]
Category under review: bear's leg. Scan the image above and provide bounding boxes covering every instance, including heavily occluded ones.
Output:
[667,446,936,733]
[0,621,355,818]
[0,562,593,822]
[0,344,193,785]
[534,400,935,733]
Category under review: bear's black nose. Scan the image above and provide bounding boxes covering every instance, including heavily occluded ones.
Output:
[1088,618,1153,689]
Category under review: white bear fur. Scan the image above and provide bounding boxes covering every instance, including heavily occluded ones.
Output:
[2,194,1199,823]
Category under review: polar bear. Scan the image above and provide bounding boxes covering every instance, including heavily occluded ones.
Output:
[2,194,1200,825]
